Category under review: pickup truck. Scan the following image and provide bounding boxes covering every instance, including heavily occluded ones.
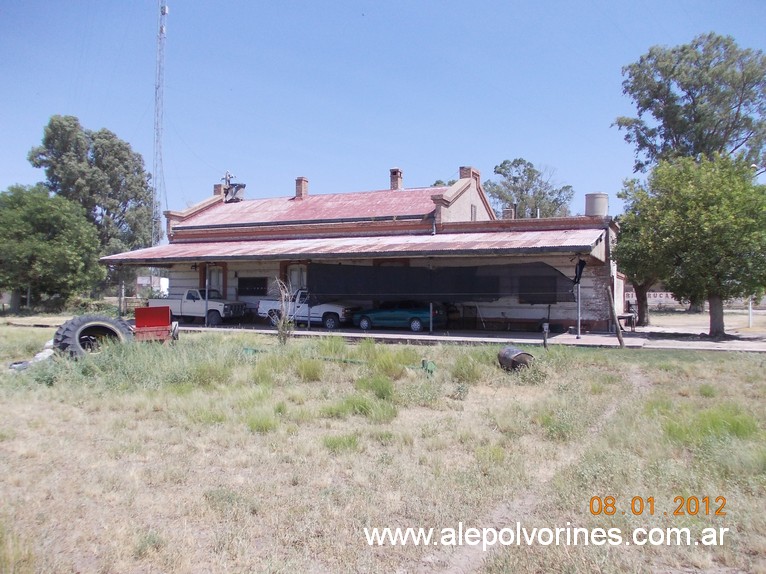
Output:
[148,289,247,325]
[256,289,357,330]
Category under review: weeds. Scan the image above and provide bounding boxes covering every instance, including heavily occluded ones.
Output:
[3,329,765,573]
[355,374,395,400]
[134,529,164,559]
[663,403,758,445]
[0,519,34,574]
[246,411,279,433]
[323,433,359,453]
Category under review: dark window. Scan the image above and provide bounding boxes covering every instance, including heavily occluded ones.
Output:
[238,277,268,297]
[518,276,557,304]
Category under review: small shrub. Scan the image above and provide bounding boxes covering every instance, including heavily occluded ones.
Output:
[475,444,506,476]
[186,361,233,387]
[699,383,716,398]
[367,400,398,424]
[664,403,757,445]
[398,379,443,408]
[448,383,469,401]
[204,487,258,518]
[355,374,395,401]
[369,430,395,445]
[490,404,531,438]
[451,355,482,384]
[0,519,35,573]
[247,411,279,433]
[188,405,227,425]
[134,529,164,559]
[370,353,406,380]
[318,336,347,358]
[537,406,580,441]
[274,401,287,416]
[296,358,323,382]
[250,360,276,386]
[344,394,373,417]
[514,363,546,385]
[323,433,359,453]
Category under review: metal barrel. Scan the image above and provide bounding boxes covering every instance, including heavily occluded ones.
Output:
[497,346,534,370]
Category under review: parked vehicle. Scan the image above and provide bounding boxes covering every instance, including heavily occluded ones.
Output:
[353,301,446,332]
[148,289,247,325]
[256,289,358,330]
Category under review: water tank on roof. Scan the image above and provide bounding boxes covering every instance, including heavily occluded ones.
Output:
[585,193,608,217]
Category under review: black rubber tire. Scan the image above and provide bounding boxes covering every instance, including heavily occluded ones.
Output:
[53,315,133,358]
[359,316,372,330]
[268,309,281,326]
[322,313,340,330]
[409,318,423,332]
[207,310,222,326]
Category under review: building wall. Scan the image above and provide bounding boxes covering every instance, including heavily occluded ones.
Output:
[439,184,493,223]
[165,251,614,331]
[184,254,611,330]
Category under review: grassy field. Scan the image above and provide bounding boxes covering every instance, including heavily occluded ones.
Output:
[1,326,765,573]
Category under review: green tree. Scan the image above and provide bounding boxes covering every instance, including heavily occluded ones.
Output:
[612,179,667,326]
[0,185,104,312]
[615,33,766,173]
[482,158,573,218]
[637,155,766,338]
[28,115,158,256]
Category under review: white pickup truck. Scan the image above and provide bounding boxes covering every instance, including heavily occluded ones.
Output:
[149,289,247,325]
[256,289,357,330]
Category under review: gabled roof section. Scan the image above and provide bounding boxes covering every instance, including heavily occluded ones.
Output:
[174,186,446,230]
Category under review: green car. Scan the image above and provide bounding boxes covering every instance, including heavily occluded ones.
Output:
[352,301,446,332]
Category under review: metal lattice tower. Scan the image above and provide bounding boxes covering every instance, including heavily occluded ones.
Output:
[152,1,169,246]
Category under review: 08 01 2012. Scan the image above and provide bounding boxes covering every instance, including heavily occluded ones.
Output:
[589,496,727,516]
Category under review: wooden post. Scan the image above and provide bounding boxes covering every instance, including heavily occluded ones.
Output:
[606,284,625,348]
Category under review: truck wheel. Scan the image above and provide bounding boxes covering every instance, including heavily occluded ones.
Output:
[206,310,222,326]
[409,318,423,332]
[268,309,281,326]
[322,313,340,330]
[359,316,372,330]
[53,315,133,358]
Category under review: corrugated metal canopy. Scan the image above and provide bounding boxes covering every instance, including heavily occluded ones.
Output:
[101,229,605,266]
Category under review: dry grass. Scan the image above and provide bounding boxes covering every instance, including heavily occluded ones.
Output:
[0,329,764,573]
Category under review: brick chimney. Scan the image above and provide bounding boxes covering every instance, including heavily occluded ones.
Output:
[502,206,516,220]
[295,177,308,199]
[213,184,224,196]
[390,168,403,190]
[459,166,481,184]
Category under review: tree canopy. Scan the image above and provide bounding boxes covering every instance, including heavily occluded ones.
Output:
[28,115,158,256]
[482,158,573,218]
[0,185,104,309]
[615,33,766,173]
[625,155,766,337]
[612,178,668,326]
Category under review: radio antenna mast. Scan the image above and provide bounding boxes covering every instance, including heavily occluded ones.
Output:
[152,1,169,246]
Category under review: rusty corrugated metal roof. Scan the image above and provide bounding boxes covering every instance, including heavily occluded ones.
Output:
[102,229,604,265]
[177,187,445,228]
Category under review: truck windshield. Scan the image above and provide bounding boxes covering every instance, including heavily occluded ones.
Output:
[199,289,223,300]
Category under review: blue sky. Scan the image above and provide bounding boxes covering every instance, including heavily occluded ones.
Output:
[1,0,764,217]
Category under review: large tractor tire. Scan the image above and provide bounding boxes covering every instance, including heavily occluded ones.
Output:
[53,315,133,358]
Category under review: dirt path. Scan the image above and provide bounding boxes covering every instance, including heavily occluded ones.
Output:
[418,366,650,573]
